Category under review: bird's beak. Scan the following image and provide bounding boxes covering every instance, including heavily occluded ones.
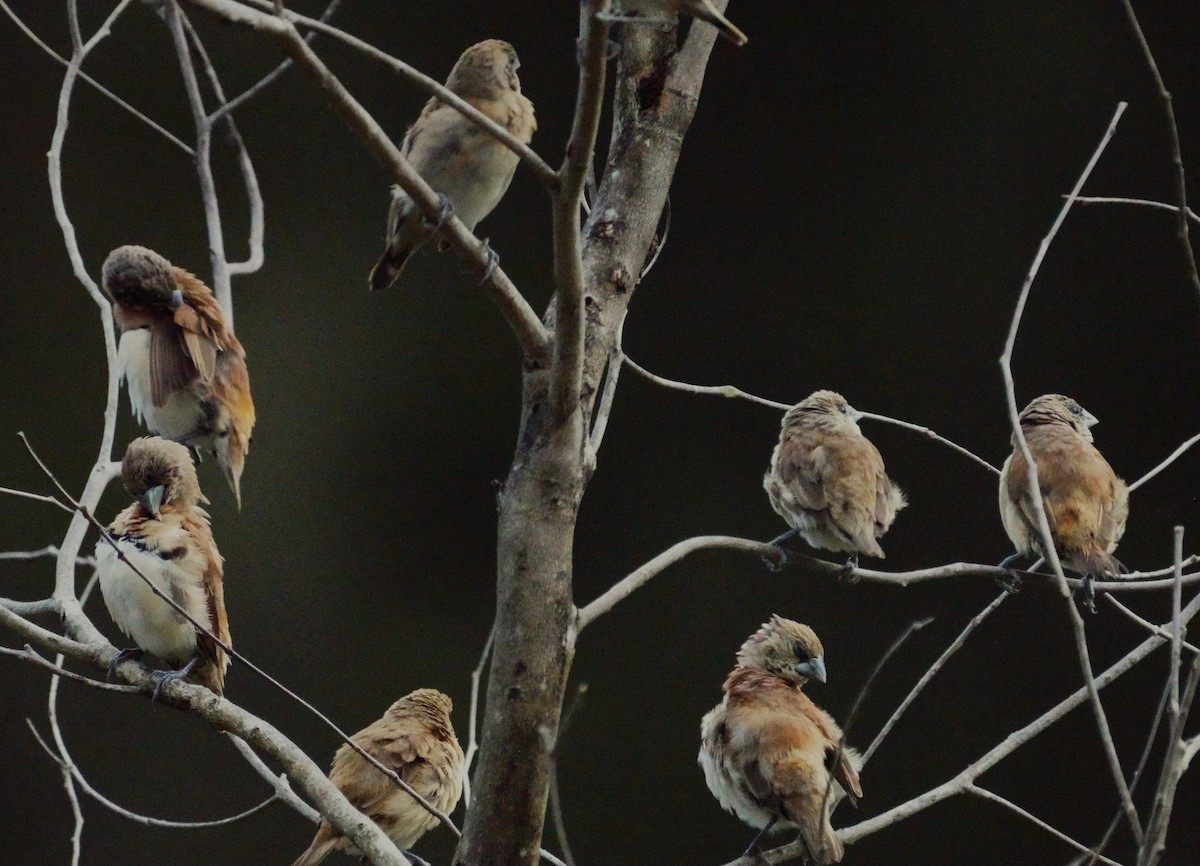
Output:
[170,288,184,309]
[137,484,165,518]
[796,655,827,683]
[1083,409,1099,428]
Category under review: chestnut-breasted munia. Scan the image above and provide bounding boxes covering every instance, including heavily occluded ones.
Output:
[96,436,230,695]
[763,390,906,565]
[999,394,1129,578]
[699,616,862,864]
[367,39,536,291]
[102,245,255,508]
[621,0,749,46]
[292,689,464,866]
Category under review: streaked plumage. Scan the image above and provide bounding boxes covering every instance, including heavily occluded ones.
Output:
[764,390,906,559]
[102,245,255,508]
[96,437,229,695]
[622,0,749,45]
[368,40,536,290]
[999,394,1128,576]
[292,689,464,866]
[700,616,862,864]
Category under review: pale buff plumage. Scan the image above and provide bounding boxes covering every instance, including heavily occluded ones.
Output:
[622,0,749,45]
[103,245,255,508]
[368,40,536,290]
[699,617,862,864]
[999,394,1129,576]
[764,390,906,559]
[292,689,464,866]
[96,437,230,695]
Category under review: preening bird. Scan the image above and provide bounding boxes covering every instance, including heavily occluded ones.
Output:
[763,390,906,566]
[620,0,749,46]
[999,394,1129,583]
[699,616,862,864]
[102,245,255,508]
[368,39,537,291]
[96,436,230,696]
[291,689,464,866]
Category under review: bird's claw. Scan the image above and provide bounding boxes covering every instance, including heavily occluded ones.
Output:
[995,569,1023,594]
[1075,576,1098,614]
[151,670,184,702]
[107,647,144,683]
[401,851,432,866]
[478,241,499,283]
[764,544,791,573]
[840,554,861,583]
[422,193,453,231]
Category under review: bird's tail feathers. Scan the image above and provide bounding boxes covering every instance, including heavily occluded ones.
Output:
[368,246,415,291]
[290,830,337,866]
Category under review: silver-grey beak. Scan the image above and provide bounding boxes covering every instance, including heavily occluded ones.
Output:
[1083,409,1099,428]
[138,484,165,518]
[796,655,827,683]
[170,288,184,309]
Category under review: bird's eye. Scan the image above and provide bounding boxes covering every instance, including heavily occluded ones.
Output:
[838,404,849,415]
[1069,403,1083,416]
[792,640,811,661]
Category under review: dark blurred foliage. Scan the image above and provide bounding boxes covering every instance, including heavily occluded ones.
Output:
[2,2,1200,864]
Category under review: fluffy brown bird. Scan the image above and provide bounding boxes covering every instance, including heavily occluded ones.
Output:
[620,0,749,45]
[368,40,536,291]
[292,689,464,866]
[699,616,862,864]
[763,390,906,566]
[96,436,230,696]
[999,394,1129,583]
[102,245,255,508]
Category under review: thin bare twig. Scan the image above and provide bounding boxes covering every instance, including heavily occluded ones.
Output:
[998,101,1141,842]
[1129,431,1200,493]
[1074,196,1200,227]
[226,733,320,823]
[864,592,1009,764]
[968,786,1127,866]
[1105,596,1200,655]
[0,485,74,513]
[463,624,496,806]
[0,546,94,567]
[0,645,138,693]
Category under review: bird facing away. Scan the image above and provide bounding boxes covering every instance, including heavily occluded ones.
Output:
[699,616,862,864]
[367,39,537,291]
[620,0,749,46]
[999,394,1129,578]
[102,245,255,508]
[763,390,907,564]
[96,436,230,696]
[291,689,465,866]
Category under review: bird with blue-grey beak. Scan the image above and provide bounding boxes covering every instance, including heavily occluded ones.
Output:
[96,436,230,696]
[700,616,862,864]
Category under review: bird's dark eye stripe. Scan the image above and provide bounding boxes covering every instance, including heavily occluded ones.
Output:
[792,640,812,660]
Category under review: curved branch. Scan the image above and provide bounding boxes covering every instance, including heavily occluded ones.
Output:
[1128,430,1200,493]
[1074,196,1200,227]
[967,786,1127,866]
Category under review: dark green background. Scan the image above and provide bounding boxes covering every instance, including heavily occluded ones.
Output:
[3,1,1200,864]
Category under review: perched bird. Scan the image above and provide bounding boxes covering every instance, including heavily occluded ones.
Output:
[763,390,906,567]
[999,394,1129,584]
[96,436,230,696]
[292,689,465,866]
[368,39,537,291]
[699,616,862,864]
[618,0,749,46]
[102,245,255,508]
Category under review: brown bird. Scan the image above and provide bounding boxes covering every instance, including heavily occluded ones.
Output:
[999,394,1129,591]
[102,244,255,508]
[699,616,862,864]
[292,689,465,866]
[368,40,537,291]
[96,436,230,696]
[618,0,749,46]
[763,390,907,568]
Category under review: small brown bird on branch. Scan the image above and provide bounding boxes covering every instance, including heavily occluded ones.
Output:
[96,436,230,696]
[291,689,464,866]
[618,0,749,46]
[102,245,255,508]
[763,390,906,568]
[999,394,1129,598]
[699,616,862,864]
[368,39,537,291]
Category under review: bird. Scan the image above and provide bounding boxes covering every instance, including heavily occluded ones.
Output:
[291,688,465,866]
[615,0,749,46]
[367,39,537,291]
[763,390,907,568]
[999,394,1129,594]
[699,616,862,864]
[96,436,230,697]
[102,245,255,508]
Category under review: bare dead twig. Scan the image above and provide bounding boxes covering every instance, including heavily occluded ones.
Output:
[968,786,1128,866]
[463,624,496,806]
[1129,431,1200,493]
[1074,196,1200,226]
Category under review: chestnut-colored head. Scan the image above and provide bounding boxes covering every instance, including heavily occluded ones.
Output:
[102,245,181,313]
[782,390,862,436]
[120,436,205,515]
[1017,394,1098,442]
[446,40,522,99]
[736,615,828,686]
